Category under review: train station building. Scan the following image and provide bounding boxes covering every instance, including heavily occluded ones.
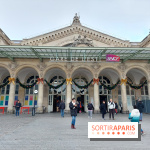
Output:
[0,14,150,113]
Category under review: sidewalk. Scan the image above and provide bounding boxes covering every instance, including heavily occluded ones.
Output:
[0,113,149,150]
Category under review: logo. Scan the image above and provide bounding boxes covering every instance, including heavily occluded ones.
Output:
[88,122,140,141]
[106,54,120,62]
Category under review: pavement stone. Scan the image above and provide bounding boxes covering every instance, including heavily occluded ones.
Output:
[0,113,150,150]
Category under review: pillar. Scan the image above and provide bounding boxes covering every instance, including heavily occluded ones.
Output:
[147,80,150,100]
[94,83,99,113]
[37,82,44,113]
[121,83,128,113]
[7,82,15,113]
[66,82,71,112]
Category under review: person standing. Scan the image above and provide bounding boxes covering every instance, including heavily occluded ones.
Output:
[69,98,78,129]
[108,99,115,120]
[137,99,144,121]
[100,101,106,120]
[114,101,118,114]
[78,101,83,113]
[15,100,21,116]
[59,100,65,117]
[87,101,94,119]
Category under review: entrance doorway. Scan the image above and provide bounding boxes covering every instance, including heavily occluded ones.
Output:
[53,95,61,112]
[77,95,85,112]
[100,95,108,111]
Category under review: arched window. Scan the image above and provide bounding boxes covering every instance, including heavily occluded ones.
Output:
[49,76,66,102]
[72,76,88,95]
[0,76,10,106]
[140,78,148,100]
[25,76,39,106]
[99,76,111,96]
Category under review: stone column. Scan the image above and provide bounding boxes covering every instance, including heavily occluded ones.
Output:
[37,82,44,113]
[121,83,128,113]
[147,80,150,100]
[7,82,15,113]
[94,83,99,113]
[66,81,71,112]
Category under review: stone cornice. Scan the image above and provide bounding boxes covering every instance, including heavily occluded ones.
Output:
[0,28,12,45]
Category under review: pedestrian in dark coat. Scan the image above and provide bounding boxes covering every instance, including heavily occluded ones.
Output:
[59,100,65,117]
[15,100,21,116]
[100,101,106,120]
[69,98,78,129]
[114,101,118,114]
[137,99,144,121]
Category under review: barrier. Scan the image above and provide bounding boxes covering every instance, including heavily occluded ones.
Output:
[0,107,5,114]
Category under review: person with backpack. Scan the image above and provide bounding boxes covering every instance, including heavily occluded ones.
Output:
[87,101,94,119]
[108,99,115,120]
[100,101,106,120]
[129,105,145,135]
[114,101,118,114]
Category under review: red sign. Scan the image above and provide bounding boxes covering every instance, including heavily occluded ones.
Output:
[106,54,120,62]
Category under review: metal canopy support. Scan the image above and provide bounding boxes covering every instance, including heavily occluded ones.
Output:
[0,50,14,61]
[98,49,106,60]
[122,50,143,63]
[31,48,42,62]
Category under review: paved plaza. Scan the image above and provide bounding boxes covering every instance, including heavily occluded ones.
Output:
[0,112,150,150]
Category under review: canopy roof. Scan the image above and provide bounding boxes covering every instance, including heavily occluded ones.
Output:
[0,45,150,63]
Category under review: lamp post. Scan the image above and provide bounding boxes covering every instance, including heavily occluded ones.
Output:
[32,90,38,116]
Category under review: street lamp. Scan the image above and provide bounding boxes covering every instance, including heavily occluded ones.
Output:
[32,90,38,116]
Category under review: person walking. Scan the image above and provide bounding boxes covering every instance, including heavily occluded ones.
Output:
[137,99,144,121]
[108,99,115,120]
[15,100,21,116]
[69,98,78,129]
[59,100,65,117]
[56,100,60,112]
[87,101,94,119]
[78,101,83,113]
[129,105,145,135]
[114,101,118,114]
[100,101,106,120]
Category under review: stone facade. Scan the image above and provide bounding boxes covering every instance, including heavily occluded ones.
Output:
[0,14,150,114]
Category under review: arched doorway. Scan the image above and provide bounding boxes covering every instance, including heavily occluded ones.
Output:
[0,67,10,107]
[16,67,39,107]
[44,68,66,113]
[72,68,93,112]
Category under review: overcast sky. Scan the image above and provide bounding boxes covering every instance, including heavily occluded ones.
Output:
[1,0,150,42]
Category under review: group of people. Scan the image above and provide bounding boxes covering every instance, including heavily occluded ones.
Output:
[67,98,145,134]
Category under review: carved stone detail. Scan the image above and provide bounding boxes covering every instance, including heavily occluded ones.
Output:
[37,62,47,71]
[64,63,74,72]
[117,64,127,72]
[8,62,18,71]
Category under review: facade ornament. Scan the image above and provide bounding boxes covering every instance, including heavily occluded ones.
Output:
[72,35,93,47]
[64,63,74,72]
[117,64,127,72]
[91,64,101,70]
[120,78,127,86]
[37,78,44,84]
[66,78,72,85]
[8,62,18,71]
[72,13,81,25]
[93,78,99,85]
[37,62,47,71]
[8,77,15,84]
